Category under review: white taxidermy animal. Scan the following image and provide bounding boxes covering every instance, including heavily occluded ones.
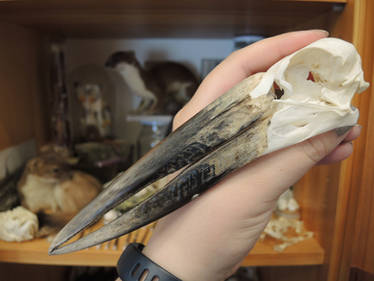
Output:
[105,51,198,114]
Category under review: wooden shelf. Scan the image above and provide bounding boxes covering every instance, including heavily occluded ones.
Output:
[243,238,324,266]
[0,222,324,267]
[0,0,343,38]
[0,222,157,267]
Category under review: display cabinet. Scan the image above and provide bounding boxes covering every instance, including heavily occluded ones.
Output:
[0,1,372,280]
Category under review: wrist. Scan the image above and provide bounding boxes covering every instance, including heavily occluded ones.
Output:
[142,236,235,281]
[143,242,205,281]
[117,243,182,281]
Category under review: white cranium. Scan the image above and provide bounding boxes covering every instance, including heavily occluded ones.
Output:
[250,38,369,154]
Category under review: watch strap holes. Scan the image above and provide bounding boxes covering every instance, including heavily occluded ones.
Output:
[139,269,149,281]
[131,263,140,277]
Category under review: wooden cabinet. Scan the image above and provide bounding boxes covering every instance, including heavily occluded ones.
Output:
[0,1,373,280]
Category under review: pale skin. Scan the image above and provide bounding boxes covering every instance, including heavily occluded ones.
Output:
[117,30,361,281]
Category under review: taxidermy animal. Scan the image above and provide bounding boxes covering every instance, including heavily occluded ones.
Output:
[105,51,198,114]
[17,151,101,228]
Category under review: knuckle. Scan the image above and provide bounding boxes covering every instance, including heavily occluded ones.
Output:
[302,137,331,163]
[172,107,189,130]
[172,111,183,130]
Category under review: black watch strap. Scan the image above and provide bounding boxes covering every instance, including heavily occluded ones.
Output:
[117,243,182,281]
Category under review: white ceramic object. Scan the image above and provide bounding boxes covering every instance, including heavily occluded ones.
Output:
[0,207,38,242]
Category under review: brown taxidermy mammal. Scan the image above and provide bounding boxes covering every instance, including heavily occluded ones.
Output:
[17,149,101,230]
[105,51,198,114]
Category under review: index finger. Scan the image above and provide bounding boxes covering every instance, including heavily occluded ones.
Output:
[174,29,329,128]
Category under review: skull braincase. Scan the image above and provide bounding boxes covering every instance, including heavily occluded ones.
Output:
[250,38,369,155]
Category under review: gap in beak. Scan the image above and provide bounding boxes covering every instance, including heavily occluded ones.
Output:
[107,178,168,215]
[51,177,169,253]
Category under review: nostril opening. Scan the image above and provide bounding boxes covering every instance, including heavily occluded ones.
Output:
[307,71,326,83]
[307,71,315,82]
[273,82,284,99]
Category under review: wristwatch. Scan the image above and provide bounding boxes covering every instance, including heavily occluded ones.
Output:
[117,243,182,281]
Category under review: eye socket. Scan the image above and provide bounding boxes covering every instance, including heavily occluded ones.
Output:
[273,82,284,99]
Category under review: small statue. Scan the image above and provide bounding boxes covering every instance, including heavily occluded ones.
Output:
[74,82,112,140]
[105,51,199,114]
[276,188,300,219]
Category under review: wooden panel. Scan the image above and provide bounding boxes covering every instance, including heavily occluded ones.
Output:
[350,268,374,281]
[294,163,341,280]
[0,263,68,281]
[0,222,157,267]
[0,24,47,150]
[320,2,358,280]
[241,238,324,266]
[259,265,322,281]
[350,0,374,272]
[327,0,374,280]
[293,1,373,280]
[0,0,337,38]
[288,0,346,2]
[0,220,323,267]
[294,163,340,246]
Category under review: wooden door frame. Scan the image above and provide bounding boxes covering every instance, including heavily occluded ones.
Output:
[329,0,374,280]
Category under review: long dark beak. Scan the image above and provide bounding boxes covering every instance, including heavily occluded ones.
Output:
[49,73,275,255]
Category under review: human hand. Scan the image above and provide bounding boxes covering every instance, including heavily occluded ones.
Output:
[142,30,361,281]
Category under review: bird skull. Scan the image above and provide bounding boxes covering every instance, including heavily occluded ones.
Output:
[250,38,369,154]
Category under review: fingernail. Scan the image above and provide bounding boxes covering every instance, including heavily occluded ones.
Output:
[354,124,362,135]
[312,29,329,37]
[335,126,353,136]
